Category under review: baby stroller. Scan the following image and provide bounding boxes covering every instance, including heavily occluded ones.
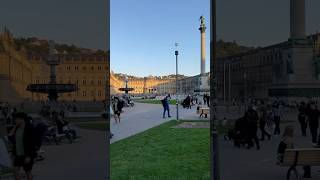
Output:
[223,119,235,141]
[232,117,249,148]
[181,99,188,108]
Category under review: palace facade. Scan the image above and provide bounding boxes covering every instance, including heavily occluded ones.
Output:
[0,29,109,104]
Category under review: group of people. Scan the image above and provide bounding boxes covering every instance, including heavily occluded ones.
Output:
[0,101,79,180]
[297,101,320,146]
[225,98,320,178]
[39,100,76,118]
[229,100,289,150]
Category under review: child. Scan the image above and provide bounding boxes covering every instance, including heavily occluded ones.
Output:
[277,126,294,164]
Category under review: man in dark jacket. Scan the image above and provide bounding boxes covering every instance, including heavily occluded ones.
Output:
[245,106,260,150]
[306,103,320,146]
[8,112,36,180]
[298,101,307,136]
[161,94,171,118]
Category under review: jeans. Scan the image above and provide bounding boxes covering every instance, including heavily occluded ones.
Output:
[163,106,170,118]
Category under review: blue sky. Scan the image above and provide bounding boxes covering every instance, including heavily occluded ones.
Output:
[111,0,320,77]
[1,0,320,77]
[0,0,108,50]
[111,0,210,77]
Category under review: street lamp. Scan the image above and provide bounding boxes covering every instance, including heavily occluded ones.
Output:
[175,42,179,121]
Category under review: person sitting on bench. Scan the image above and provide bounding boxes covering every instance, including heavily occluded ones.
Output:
[277,126,312,178]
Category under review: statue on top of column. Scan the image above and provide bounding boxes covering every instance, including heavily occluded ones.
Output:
[200,16,205,25]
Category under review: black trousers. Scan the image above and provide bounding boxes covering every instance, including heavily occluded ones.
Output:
[247,127,260,149]
[309,124,318,144]
[298,116,307,136]
[274,116,281,135]
[259,121,271,139]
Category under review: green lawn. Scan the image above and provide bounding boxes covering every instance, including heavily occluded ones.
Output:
[111,120,210,180]
[135,99,177,105]
[66,117,106,123]
[0,168,13,178]
[75,122,108,131]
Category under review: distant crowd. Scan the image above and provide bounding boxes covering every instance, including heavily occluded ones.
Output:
[224,99,320,178]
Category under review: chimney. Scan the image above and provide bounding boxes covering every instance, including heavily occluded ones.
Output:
[290,0,306,40]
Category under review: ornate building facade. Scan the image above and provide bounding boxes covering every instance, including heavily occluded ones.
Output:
[110,73,175,95]
[0,29,109,104]
[216,33,320,102]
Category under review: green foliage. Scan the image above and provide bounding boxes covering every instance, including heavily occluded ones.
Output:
[13,37,107,55]
[217,39,255,58]
[111,120,210,179]
[76,122,108,131]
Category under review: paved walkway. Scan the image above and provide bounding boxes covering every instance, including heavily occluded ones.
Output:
[33,128,107,180]
[110,102,200,143]
[219,112,320,180]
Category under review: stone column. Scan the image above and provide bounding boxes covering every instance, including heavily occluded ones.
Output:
[290,0,306,39]
[199,16,206,75]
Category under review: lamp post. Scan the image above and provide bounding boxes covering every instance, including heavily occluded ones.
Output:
[175,43,179,121]
[210,0,220,179]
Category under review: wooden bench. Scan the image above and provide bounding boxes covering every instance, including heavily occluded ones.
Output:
[281,148,320,180]
[197,107,209,118]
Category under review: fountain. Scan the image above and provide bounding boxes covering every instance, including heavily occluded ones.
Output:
[26,41,78,101]
[118,76,134,94]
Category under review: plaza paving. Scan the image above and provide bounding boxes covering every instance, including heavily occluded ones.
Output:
[110,102,205,143]
[10,102,318,180]
[33,128,107,180]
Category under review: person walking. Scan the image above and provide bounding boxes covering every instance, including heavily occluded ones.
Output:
[186,95,192,109]
[258,101,271,141]
[245,105,260,150]
[272,103,281,135]
[298,101,307,136]
[306,103,320,146]
[8,112,37,180]
[111,97,122,124]
[161,94,171,118]
[203,94,207,105]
